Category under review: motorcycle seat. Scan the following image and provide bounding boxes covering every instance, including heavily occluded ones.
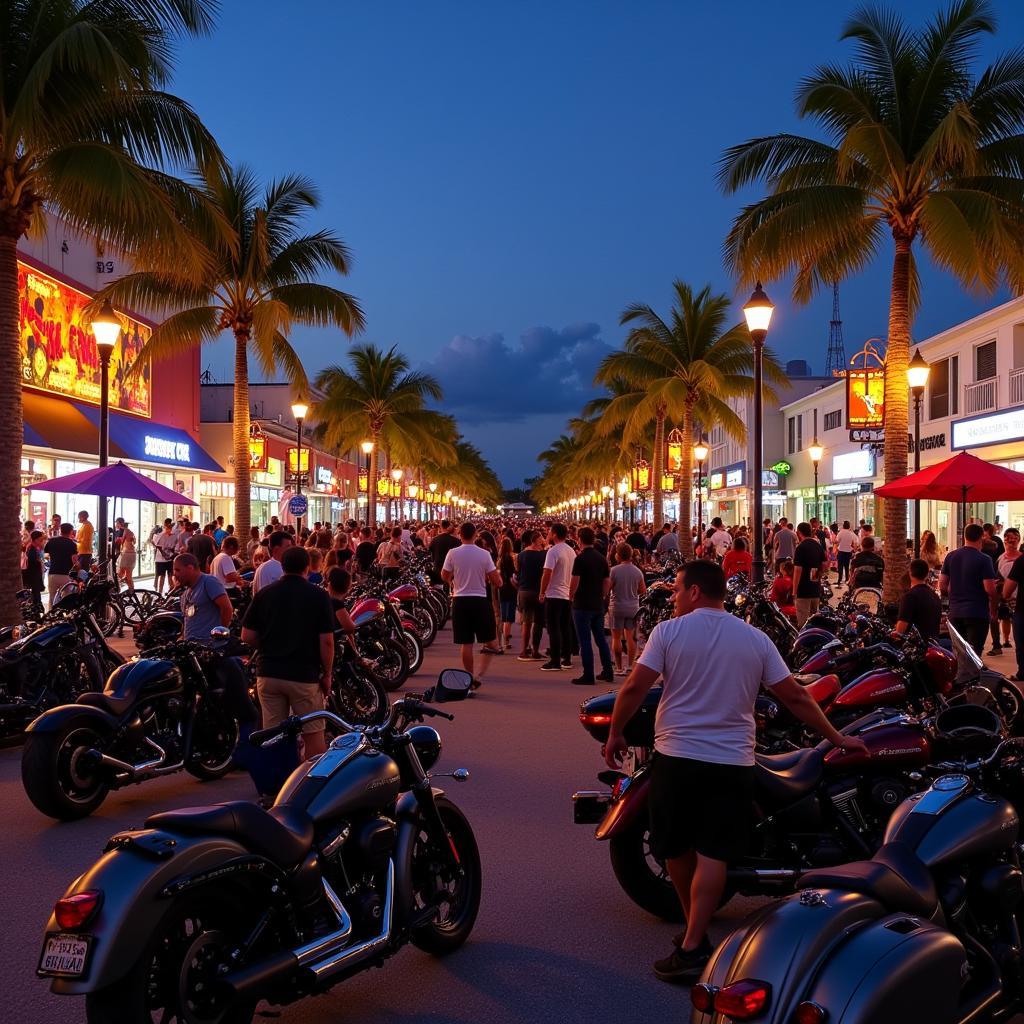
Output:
[798,841,937,917]
[78,691,134,716]
[146,801,314,868]
[754,747,824,805]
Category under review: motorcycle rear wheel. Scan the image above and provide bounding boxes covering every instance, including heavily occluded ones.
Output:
[401,629,424,675]
[374,642,410,692]
[22,718,111,820]
[186,710,239,781]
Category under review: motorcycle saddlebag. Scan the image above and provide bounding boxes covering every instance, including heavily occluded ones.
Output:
[695,890,966,1024]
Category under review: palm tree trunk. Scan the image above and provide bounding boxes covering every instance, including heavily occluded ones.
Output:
[652,408,666,527]
[677,403,694,558]
[0,233,24,624]
[367,437,379,526]
[232,332,252,542]
[882,234,912,604]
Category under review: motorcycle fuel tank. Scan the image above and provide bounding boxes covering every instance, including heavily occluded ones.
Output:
[351,599,385,626]
[387,584,419,602]
[823,721,931,771]
[578,686,661,746]
[4,620,76,656]
[832,668,907,710]
[102,658,182,703]
[884,774,1019,869]
[924,643,956,693]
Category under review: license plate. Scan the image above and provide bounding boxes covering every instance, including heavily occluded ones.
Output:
[38,933,91,977]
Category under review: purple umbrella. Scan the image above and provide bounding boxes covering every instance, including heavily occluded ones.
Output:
[28,461,198,505]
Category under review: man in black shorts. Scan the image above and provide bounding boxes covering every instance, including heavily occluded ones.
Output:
[604,561,867,983]
[441,522,503,686]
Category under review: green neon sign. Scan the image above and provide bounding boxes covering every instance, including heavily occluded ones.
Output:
[770,460,792,475]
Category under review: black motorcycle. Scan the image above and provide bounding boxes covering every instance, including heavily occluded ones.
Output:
[21,627,246,819]
[37,670,481,1024]
[0,578,125,737]
[695,740,1024,1024]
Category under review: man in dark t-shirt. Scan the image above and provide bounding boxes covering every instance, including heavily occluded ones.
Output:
[429,520,460,580]
[851,536,886,590]
[940,524,999,656]
[569,527,613,685]
[44,523,79,608]
[354,527,378,574]
[792,521,826,627]
[242,545,335,758]
[896,559,942,640]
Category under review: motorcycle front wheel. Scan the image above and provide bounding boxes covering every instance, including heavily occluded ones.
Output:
[409,796,482,955]
[400,628,424,675]
[22,717,111,820]
[331,663,388,726]
[186,709,239,781]
[85,895,257,1024]
[370,640,410,692]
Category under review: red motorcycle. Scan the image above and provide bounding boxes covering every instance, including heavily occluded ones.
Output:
[347,597,419,689]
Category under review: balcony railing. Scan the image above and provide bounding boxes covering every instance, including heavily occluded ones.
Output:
[965,378,998,415]
[1011,367,1024,407]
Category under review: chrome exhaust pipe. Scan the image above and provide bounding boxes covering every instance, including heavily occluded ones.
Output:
[295,879,353,967]
[307,860,394,979]
[93,737,167,777]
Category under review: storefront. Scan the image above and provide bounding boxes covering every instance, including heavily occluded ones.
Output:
[18,255,220,575]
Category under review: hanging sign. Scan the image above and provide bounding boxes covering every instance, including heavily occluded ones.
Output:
[288,494,308,516]
[846,339,886,431]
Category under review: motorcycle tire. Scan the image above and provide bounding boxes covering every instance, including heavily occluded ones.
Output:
[85,894,257,1024]
[375,642,410,692]
[401,628,424,676]
[409,796,482,955]
[331,665,389,726]
[425,589,448,628]
[22,717,112,820]
[408,606,438,648]
[186,710,240,781]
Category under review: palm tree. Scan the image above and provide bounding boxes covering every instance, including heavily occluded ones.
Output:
[0,0,222,623]
[315,345,453,525]
[99,164,364,538]
[719,0,1024,601]
[595,282,783,555]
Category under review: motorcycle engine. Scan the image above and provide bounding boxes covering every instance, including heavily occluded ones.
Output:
[866,776,910,816]
[138,701,184,762]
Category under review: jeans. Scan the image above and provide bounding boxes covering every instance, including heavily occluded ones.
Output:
[836,551,852,584]
[545,598,572,664]
[950,616,989,657]
[572,609,613,679]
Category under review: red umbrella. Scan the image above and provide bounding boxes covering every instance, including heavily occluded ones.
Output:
[874,451,1024,503]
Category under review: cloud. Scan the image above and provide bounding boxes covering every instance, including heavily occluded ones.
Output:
[421,322,614,424]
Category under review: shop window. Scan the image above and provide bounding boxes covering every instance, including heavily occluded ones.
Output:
[797,414,803,451]
[823,409,841,431]
[787,417,796,454]
[929,356,959,419]
[976,340,997,381]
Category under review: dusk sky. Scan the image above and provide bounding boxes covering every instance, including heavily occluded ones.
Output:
[175,0,1024,488]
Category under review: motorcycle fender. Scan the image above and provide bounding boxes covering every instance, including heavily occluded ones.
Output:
[594,769,649,841]
[393,787,447,930]
[24,702,114,734]
[46,831,252,994]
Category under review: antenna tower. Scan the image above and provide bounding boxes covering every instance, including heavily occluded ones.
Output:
[825,282,847,376]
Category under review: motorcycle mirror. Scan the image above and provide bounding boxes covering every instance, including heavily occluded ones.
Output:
[209,626,231,641]
[433,668,473,703]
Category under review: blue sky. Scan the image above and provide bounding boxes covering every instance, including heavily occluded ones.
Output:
[175,0,1024,487]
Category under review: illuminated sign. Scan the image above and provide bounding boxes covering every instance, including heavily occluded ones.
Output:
[18,260,151,415]
[846,340,886,431]
[316,465,334,487]
[952,407,1024,450]
[709,472,724,490]
[144,435,191,464]
[769,460,791,476]
[726,468,743,487]
[833,450,875,480]
[762,470,780,488]
[287,447,309,474]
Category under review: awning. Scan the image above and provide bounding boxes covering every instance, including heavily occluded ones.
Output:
[22,391,224,474]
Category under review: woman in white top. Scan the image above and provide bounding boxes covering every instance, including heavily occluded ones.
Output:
[117,522,137,590]
[997,527,1022,650]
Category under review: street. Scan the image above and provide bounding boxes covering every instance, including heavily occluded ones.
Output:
[1,623,763,1024]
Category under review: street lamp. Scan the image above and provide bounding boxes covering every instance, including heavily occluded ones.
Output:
[907,348,931,556]
[291,400,308,531]
[809,440,824,522]
[693,433,709,544]
[91,300,121,571]
[428,481,438,521]
[360,440,375,526]
[628,491,639,527]
[743,281,775,583]
[391,467,404,523]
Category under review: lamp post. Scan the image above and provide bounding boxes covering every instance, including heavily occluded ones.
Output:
[428,482,438,521]
[291,400,308,532]
[391,467,403,524]
[693,433,709,548]
[91,300,121,572]
[907,348,931,557]
[742,282,775,583]
[360,440,375,526]
[809,440,824,523]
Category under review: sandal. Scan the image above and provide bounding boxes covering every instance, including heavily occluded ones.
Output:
[480,646,501,655]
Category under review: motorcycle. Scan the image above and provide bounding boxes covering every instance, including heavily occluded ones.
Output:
[349,595,415,690]
[694,740,1024,1024]
[37,670,481,1024]
[0,578,125,737]
[21,627,247,820]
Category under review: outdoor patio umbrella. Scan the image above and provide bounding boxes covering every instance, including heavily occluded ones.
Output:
[27,461,198,505]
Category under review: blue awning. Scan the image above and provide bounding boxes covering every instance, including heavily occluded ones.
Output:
[23,392,224,474]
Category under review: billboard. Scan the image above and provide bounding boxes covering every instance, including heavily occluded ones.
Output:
[18,261,151,416]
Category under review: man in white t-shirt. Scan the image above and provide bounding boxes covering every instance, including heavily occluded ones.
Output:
[605,560,866,984]
[252,530,292,594]
[707,517,732,559]
[834,519,858,586]
[210,535,245,594]
[441,521,503,685]
[539,522,576,671]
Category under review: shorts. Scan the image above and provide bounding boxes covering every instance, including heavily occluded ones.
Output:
[499,599,517,623]
[648,752,754,863]
[517,590,541,617]
[154,561,172,578]
[118,552,135,571]
[256,676,326,734]
[451,596,497,645]
[610,612,637,631]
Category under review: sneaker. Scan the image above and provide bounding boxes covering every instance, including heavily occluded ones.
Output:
[653,938,713,984]
[561,660,572,669]
[614,666,629,676]
[480,646,501,656]
[540,661,563,671]
[529,652,546,661]
[571,675,596,686]
[988,647,1003,656]
[597,669,615,683]
[517,651,533,662]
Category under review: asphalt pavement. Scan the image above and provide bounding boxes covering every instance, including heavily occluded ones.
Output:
[1,620,767,1024]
